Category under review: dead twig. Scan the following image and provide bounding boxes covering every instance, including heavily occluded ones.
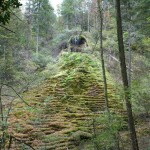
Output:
[0,24,15,33]
[1,83,31,107]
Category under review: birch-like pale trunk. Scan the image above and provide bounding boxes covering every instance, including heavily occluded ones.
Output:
[87,2,90,32]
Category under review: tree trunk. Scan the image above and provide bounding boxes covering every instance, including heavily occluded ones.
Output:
[0,85,5,149]
[115,0,139,149]
[97,0,110,113]
[36,1,41,57]
[128,23,131,86]
[87,2,90,32]
[36,23,39,57]
[127,2,132,87]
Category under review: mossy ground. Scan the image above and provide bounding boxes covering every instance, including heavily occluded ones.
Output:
[8,52,125,149]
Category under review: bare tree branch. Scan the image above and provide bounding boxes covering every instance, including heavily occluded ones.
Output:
[10,9,23,22]
[1,84,31,107]
[0,24,15,33]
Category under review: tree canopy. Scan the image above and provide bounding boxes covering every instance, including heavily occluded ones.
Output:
[0,0,22,24]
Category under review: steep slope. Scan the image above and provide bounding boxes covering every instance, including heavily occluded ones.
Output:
[8,53,125,149]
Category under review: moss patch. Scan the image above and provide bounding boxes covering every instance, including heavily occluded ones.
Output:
[8,52,124,150]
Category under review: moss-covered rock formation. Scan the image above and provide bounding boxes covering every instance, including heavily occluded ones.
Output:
[69,35,88,52]
[8,52,125,149]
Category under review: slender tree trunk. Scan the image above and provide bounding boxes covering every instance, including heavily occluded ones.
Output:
[127,2,132,87]
[36,1,41,57]
[87,2,90,32]
[0,86,4,126]
[97,0,110,113]
[128,23,132,86]
[66,15,69,30]
[27,0,32,59]
[36,22,39,57]
[0,85,5,149]
[3,46,6,61]
[95,2,98,29]
[36,18,39,57]
[115,0,139,149]
[27,22,32,59]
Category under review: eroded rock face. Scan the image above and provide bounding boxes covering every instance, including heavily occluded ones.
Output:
[70,36,87,46]
[69,35,88,52]
[8,53,124,150]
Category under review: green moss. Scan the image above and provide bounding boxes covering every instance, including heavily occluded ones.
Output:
[57,53,107,96]
[8,52,125,150]
[70,131,92,146]
[42,134,65,143]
